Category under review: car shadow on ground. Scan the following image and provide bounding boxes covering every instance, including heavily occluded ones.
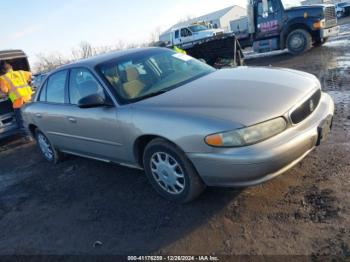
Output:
[0,144,243,254]
[0,135,26,152]
[245,51,295,66]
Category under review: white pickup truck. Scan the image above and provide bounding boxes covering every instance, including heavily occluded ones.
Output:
[336,2,350,18]
[159,25,225,47]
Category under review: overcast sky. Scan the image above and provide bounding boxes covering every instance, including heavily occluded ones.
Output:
[1,0,248,65]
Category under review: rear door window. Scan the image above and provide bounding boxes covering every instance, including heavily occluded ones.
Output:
[46,70,68,104]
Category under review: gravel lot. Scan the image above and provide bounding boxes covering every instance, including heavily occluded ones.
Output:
[0,19,349,257]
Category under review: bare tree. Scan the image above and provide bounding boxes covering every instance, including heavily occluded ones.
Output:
[149,26,162,44]
[114,40,126,50]
[80,41,93,58]
[33,52,68,73]
[71,41,94,60]
[177,15,195,24]
[33,37,154,74]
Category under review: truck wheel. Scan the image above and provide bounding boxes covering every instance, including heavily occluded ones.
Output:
[143,138,206,203]
[286,29,312,55]
[337,11,343,18]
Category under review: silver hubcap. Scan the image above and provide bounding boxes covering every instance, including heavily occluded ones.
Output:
[291,35,304,49]
[150,152,185,195]
[38,134,54,160]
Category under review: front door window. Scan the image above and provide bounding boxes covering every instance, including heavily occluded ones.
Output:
[68,68,106,105]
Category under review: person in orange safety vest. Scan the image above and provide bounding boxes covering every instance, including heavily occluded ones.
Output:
[0,61,33,141]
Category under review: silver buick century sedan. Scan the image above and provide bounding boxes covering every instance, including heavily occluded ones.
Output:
[22,48,334,203]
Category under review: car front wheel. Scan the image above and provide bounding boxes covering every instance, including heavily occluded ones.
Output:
[35,130,61,164]
[143,138,206,203]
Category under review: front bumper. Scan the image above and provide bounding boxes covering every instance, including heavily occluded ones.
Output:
[0,113,19,140]
[187,92,335,187]
[321,26,340,38]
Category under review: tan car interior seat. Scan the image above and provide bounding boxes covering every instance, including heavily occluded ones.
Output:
[123,67,145,99]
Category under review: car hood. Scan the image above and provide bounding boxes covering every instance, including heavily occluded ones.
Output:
[285,5,324,16]
[135,67,320,127]
[286,5,324,10]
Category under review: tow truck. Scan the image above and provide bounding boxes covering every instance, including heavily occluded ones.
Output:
[158,22,244,68]
[235,0,340,54]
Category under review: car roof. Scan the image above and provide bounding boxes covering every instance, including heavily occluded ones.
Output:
[55,47,165,72]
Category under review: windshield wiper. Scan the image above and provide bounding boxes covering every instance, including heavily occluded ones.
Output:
[133,90,168,102]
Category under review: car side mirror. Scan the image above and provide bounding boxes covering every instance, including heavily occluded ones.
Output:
[78,94,113,109]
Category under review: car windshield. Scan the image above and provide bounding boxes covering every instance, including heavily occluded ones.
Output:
[281,0,303,9]
[189,25,208,32]
[97,49,215,103]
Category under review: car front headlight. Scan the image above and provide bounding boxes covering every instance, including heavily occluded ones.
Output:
[205,117,287,147]
[313,19,326,29]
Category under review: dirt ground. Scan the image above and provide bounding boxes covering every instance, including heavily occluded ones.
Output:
[0,20,349,257]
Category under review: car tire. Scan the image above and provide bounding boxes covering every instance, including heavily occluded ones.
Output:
[286,29,312,55]
[35,130,61,164]
[143,138,206,203]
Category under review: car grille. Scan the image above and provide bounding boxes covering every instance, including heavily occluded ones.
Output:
[0,100,13,116]
[325,6,337,28]
[290,89,321,125]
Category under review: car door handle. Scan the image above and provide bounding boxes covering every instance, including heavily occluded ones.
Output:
[67,117,77,123]
[35,113,42,118]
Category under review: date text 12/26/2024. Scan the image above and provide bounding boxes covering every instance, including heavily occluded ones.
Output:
[127,256,220,261]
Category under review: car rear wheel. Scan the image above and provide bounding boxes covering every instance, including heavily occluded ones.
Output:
[35,130,61,164]
[286,29,312,55]
[143,138,206,203]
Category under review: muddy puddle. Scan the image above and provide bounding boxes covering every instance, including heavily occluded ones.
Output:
[327,91,350,106]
